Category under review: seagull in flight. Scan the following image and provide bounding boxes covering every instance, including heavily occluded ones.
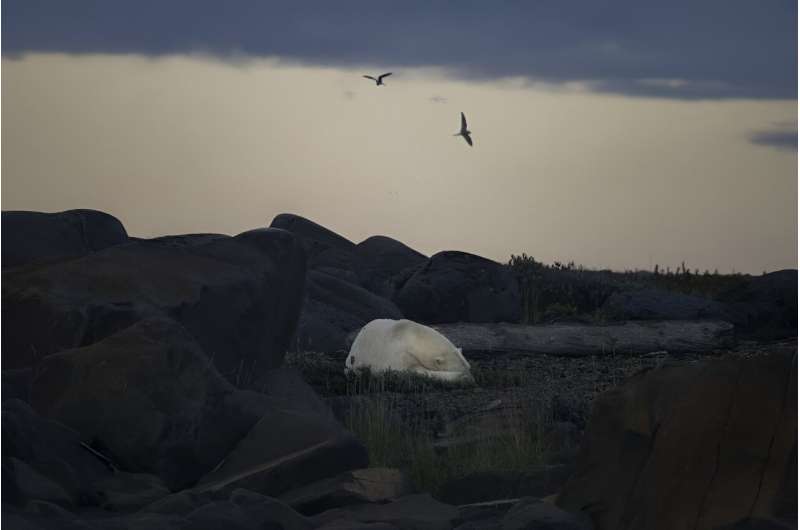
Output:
[454,112,473,146]
[363,72,392,86]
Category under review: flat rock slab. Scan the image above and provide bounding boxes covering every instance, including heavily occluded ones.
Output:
[280,467,415,515]
[429,320,735,356]
[557,352,797,529]
[314,493,460,530]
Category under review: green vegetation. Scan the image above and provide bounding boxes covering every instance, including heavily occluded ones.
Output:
[508,253,749,324]
[341,370,549,494]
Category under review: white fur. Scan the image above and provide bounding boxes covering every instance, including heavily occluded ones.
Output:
[345,319,473,383]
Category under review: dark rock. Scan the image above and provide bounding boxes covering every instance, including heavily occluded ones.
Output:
[602,288,730,321]
[2,399,112,507]
[437,466,574,506]
[294,270,403,353]
[280,467,415,515]
[270,213,357,260]
[195,401,369,498]
[502,497,592,530]
[714,518,798,530]
[3,368,33,402]
[454,499,518,530]
[557,353,797,530]
[139,490,214,516]
[718,270,798,339]
[356,236,428,298]
[2,209,128,269]
[2,227,306,382]
[229,489,314,530]
[28,318,272,490]
[314,493,459,530]
[94,472,171,512]
[393,251,521,324]
[5,457,74,508]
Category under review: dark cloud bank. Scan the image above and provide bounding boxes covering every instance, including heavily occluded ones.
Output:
[3,1,797,100]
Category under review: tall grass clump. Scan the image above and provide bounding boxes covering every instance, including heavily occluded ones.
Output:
[339,368,551,495]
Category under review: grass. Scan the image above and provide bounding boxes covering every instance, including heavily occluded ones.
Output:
[508,253,750,325]
[285,352,554,495]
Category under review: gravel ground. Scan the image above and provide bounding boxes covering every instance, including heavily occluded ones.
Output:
[287,338,797,435]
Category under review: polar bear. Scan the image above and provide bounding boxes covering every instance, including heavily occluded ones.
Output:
[345,319,473,383]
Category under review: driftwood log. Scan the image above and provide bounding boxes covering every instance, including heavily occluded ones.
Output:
[430,320,734,356]
[346,320,735,357]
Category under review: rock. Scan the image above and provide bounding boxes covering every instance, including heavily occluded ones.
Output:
[28,318,272,490]
[2,209,128,269]
[139,490,215,516]
[3,368,33,402]
[2,399,112,507]
[229,488,314,530]
[295,270,403,353]
[5,456,75,508]
[393,251,521,324]
[427,320,734,356]
[356,236,428,298]
[718,270,798,340]
[454,499,519,530]
[2,227,306,382]
[502,497,592,530]
[437,466,575,507]
[195,401,369,498]
[94,472,171,512]
[270,213,357,261]
[280,467,415,515]
[557,353,797,530]
[714,518,798,530]
[314,493,460,530]
[602,288,730,321]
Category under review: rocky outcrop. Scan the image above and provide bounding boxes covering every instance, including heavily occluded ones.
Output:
[296,270,403,353]
[2,209,128,269]
[718,270,798,339]
[2,227,306,383]
[393,251,521,324]
[28,318,274,490]
[356,236,428,299]
[602,288,730,321]
[557,352,797,530]
[195,404,369,499]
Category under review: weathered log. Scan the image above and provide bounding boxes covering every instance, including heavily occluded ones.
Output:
[345,320,734,356]
[429,320,734,356]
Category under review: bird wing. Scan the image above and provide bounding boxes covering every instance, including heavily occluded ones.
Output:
[378,72,393,81]
[363,75,376,81]
[463,133,473,146]
[460,112,468,133]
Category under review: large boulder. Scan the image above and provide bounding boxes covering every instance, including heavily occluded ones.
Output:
[2,209,128,269]
[270,213,357,262]
[356,236,428,299]
[294,270,403,353]
[557,353,797,530]
[2,399,112,508]
[718,270,798,339]
[195,402,369,498]
[313,493,459,530]
[2,227,306,383]
[28,318,273,490]
[602,288,731,321]
[393,251,521,324]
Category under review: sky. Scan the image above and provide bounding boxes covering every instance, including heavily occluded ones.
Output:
[2,1,798,273]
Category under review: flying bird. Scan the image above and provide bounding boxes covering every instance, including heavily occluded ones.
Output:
[363,72,392,86]
[454,112,473,146]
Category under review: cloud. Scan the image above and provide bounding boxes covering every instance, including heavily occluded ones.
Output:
[749,123,798,151]
[3,1,796,99]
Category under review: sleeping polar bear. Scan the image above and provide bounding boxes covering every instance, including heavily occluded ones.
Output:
[345,319,473,383]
